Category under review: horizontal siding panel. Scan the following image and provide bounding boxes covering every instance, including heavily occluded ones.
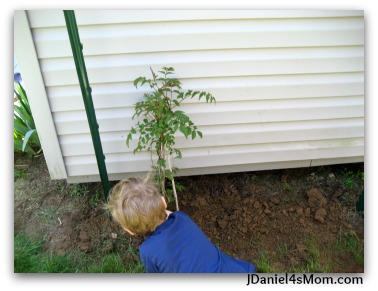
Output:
[64,138,364,176]
[34,29,363,60]
[28,10,364,28]
[59,118,364,156]
[52,96,364,135]
[47,72,364,112]
[177,140,364,169]
[33,17,364,37]
[41,46,364,73]
[40,46,364,87]
[32,16,363,59]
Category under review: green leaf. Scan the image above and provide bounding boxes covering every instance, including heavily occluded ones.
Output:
[157,159,166,168]
[14,105,34,128]
[22,130,36,152]
[185,90,193,97]
[15,82,32,117]
[174,111,190,123]
[14,83,42,155]
[14,138,35,155]
[191,91,199,99]
[197,131,203,138]
[14,117,29,136]
[174,149,182,159]
[191,130,196,140]
[133,77,142,88]
[174,110,185,121]
[126,132,133,147]
[179,124,189,138]
[173,123,179,133]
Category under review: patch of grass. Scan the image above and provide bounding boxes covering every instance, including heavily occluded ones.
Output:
[282,181,297,193]
[52,181,91,198]
[65,183,90,197]
[289,236,332,273]
[43,253,82,273]
[276,242,290,256]
[256,240,327,273]
[255,250,280,273]
[334,230,364,267]
[14,234,44,272]
[89,189,102,207]
[340,168,364,190]
[343,171,355,188]
[87,253,145,273]
[14,168,27,181]
[37,208,58,222]
[14,233,145,273]
[14,234,84,273]
[256,239,331,273]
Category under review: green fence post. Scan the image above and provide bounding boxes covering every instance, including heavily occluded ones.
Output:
[63,10,110,199]
[356,189,364,212]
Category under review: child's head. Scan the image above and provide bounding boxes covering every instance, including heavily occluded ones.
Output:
[104,177,167,235]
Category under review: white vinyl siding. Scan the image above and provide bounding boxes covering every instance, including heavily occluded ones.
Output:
[24,10,364,182]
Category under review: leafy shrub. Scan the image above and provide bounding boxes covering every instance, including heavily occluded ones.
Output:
[126,67,216,209]
[14,82,41,156]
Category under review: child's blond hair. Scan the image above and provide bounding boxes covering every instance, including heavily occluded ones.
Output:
[104,177,166,235]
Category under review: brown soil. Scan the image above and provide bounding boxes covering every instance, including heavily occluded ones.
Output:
[14,153,364,273]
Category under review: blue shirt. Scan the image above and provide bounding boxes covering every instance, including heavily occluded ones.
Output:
[139,211,256,273]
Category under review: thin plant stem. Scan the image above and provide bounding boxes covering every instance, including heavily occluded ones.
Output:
[167,154,179,211]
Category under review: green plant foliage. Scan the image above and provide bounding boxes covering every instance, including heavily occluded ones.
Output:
[126,67,216,208]
[254,250,279,273]
[14,167,27,181]
[14,82,41,156]
[335,230,364,267]
[87,253,145,273]
[14,233,145,273]
[341,168,364,190]
[14,234,44,273]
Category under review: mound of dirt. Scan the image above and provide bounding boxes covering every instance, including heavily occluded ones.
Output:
[177,168,364,273]
[14,154,364,273]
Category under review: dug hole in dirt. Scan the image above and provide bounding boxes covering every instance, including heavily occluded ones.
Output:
[14,153,364,273]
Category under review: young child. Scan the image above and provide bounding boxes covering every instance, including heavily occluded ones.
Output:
[104,176,256,273]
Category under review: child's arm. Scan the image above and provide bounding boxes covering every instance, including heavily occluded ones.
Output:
[140,250,160,272]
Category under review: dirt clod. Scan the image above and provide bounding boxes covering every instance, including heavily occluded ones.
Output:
[307,188,327,209]
[314,208,327,223]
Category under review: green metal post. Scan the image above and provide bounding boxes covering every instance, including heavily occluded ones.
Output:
[356,189,364,212]
[64,10,110,199]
